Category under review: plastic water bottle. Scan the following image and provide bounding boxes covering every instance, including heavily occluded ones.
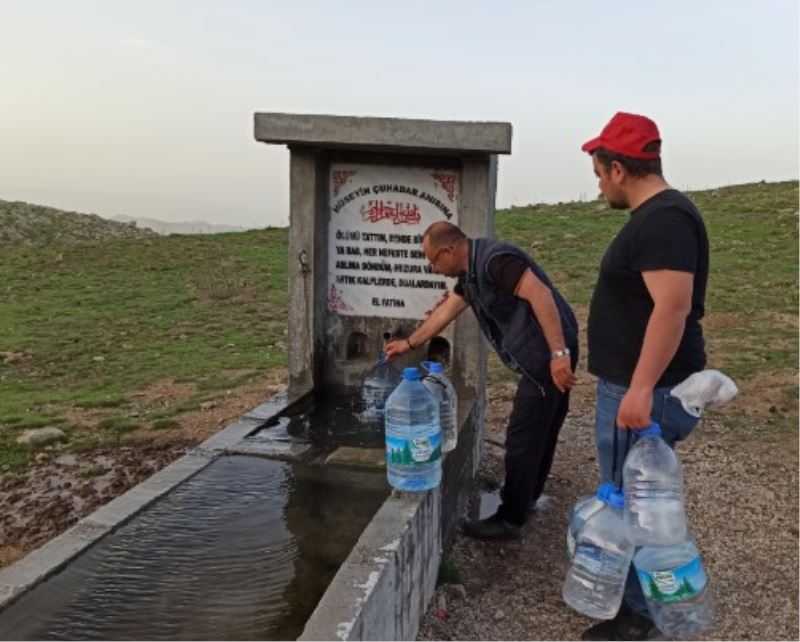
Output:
[623,422,688,546]
[384,367,441,492]
[360,355,401,418]
[566,483,614,561]
[562,488,633,620]
[421,361,457,452]
[634,538,714,636]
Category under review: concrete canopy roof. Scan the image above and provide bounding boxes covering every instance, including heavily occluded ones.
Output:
[254,113,512,155]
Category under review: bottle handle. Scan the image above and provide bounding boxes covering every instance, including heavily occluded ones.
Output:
[632,420,661,435]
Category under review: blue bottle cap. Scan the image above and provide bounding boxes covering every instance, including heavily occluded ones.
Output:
[426,361,444,373]
[402,367,421,380]
[596,482,614,501]
[636,421,661,438]
[604,489,625,509]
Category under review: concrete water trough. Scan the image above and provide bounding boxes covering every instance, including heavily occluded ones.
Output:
[0,388,483,640]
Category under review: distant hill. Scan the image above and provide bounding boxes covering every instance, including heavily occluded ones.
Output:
[0,200,157,244]
[110,215,247,235]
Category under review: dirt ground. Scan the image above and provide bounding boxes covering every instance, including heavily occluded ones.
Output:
[418,374,799,641]
[1,369,797,641]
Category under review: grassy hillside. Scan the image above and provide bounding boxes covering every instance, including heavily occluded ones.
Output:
[496,181,798,381]
[1,231,289,467]
[0,199,157,243]
[0,181,796,468]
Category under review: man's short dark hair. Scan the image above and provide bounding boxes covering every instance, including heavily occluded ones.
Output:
[423,221,467,249]
[593,141,663,178]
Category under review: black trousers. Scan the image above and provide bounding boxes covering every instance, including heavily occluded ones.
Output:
[497,357,575,526]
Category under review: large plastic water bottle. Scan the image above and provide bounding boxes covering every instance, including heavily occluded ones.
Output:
[566,483,614,561]
[634,538,714,636]
[360,355,401,418]
[562,488,634,620]
[421,361,458,453]
[384,367,442,492]
[623,422,688,546]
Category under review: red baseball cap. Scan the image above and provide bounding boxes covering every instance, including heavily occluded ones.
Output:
[581,112,661,159]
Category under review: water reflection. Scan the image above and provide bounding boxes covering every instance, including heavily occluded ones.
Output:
[250,391,385,449]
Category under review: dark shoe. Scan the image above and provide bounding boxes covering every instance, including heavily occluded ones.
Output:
[581,611,661,641]
[459,513,521,541]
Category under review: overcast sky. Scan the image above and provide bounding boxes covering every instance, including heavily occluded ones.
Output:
[1,0,797,228]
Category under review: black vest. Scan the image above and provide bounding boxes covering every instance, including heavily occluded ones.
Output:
[458,238,578,387]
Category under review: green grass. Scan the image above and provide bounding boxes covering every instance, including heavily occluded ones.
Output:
[0,182,796,461]
[70,437,100,454]
[0,443,34,470]
[151,417,180,430]
[196,371,256,392]
[73,394,128,409]
[0,414,64,429]
[96,416,138,433]
[0,229,289,455]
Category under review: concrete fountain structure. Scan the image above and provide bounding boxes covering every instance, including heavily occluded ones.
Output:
[0,113,511,640]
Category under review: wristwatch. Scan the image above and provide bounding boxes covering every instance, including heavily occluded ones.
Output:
[551,348,571,360]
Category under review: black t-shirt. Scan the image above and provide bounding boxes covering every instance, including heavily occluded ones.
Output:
[453,253,528,297]
[587,189,708,387]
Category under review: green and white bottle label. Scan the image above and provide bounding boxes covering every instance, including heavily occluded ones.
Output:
[637,556,707,603]
[386,433,442,465]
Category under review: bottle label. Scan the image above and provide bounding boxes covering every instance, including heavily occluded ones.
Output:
[637,556,707,603]
[573,543,627,575]
[386,432,442,466]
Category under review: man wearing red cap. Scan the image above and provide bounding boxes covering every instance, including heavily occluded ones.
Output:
[579,112,710,640]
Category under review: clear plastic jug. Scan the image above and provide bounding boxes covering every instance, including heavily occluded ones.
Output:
[422,361,457,453]
[623,422,688,546]
[566,483,614,561]
[360,355,401,419]
[384,367,441,492]
[563,488,633,620]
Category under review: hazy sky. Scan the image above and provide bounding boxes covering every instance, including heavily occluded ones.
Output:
[1,1,797,227]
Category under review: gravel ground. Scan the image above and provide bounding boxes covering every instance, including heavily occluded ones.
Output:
[418,380,799,641]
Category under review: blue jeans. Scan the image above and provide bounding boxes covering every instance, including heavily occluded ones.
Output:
[594,378,700,618]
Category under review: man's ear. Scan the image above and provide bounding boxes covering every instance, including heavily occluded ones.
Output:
[610,159,626,183]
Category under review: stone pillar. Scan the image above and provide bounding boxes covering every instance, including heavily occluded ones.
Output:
[287,147,330,395]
